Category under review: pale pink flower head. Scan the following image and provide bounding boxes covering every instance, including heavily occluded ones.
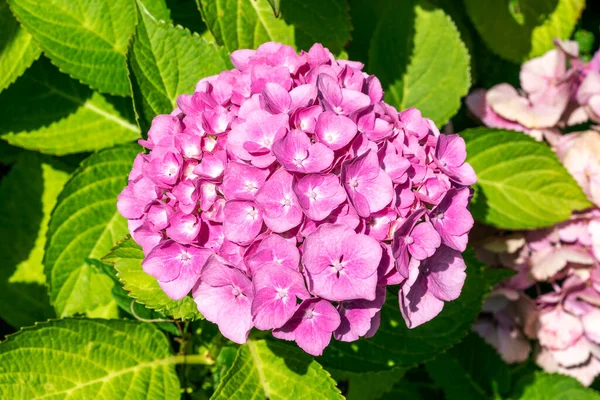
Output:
[118,42,477,355]
[473,210,600,386]
[465,40,600,140]
[556,131,600,206]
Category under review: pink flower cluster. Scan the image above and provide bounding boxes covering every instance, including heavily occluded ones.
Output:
[467,39,600,144]
[476,211,600,385]
[117,42,476,356]
[469,38,600,385]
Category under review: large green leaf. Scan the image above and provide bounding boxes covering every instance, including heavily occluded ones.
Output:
[197,0,351,55]
[128,4,229,133]
[465,0,585,63]
[462,128,591,230]
[0,0,40,92]
[44,145,139,317]
[319,251,512,372]
[0,152,71,328]
[102,237,202,321]
[212,339,343,400]
[368,0,470,127]
[8,0,138,96]
[515,371,600,400]
[0,58,140,155]
[426,333,511,400]
[0,319,180,399]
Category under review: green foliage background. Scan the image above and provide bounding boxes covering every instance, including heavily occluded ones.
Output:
[0,0,599,398]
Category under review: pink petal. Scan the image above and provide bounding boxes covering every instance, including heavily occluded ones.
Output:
[262,82,292,114]
[255,168,303,233]
[408,221,441,260]
[315,111,358,150]
[222,200,263,245]
[221,161,270,201]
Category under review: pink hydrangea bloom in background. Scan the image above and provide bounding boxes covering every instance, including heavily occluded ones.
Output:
[118,42,476,356]
[466,36,600,385]
[555,131,600,207]
[474,210,600,385]
[466,40,600,143]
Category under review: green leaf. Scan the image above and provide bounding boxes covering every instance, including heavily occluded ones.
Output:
[266,0,281,16]
[0,152,71,328]
[464,0,585,63]
[128,4,229,133]
[426,333,511,400]
[102,237,202,321]
[212,339,343,400]
[462,128,591,230]
[8,0,137,95]
[319,250,512,372]
[368,0,470,127]
[88,257,180,335]
[331,368,406,400]
[44,145,140,317]
[0,58,140,155]
[0,319,180,399]
[197,0,351,55]
[514,371,600,400]
[381,380,426,400]
[0,0,41,92]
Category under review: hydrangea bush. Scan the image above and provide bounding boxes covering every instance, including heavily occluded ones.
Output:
[1,0,600,398]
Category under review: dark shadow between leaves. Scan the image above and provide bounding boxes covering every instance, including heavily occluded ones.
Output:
[365,0,416,89]
[166,0,209,34]
[265,338,311,375]
[0,2,20,55]
[0,57,137,140]
[0,153,69,328]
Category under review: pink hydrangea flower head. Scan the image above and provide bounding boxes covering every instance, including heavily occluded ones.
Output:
[117,42,477,354]
[473,210,600,386]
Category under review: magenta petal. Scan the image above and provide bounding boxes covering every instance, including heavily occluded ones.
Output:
[303,224,380,301]
[408,221,441,260]
[251,264,309,330]
[262,82,292,114]
[274,299,340,356]
[255,168,303,233]
[342,150,393,217]
[289,84,317,109]
[221,161,270,201]
[194,255,254,343]
[143,241,212,300]
[223,200,263,244]
[294,173,347,221]
[317,73,343,110]
[246,235,300,274]
[425,246,467,301]
[400,272,444,329]
[334,286,386,341]
[273,130,334,173]
[315,111,358,150]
